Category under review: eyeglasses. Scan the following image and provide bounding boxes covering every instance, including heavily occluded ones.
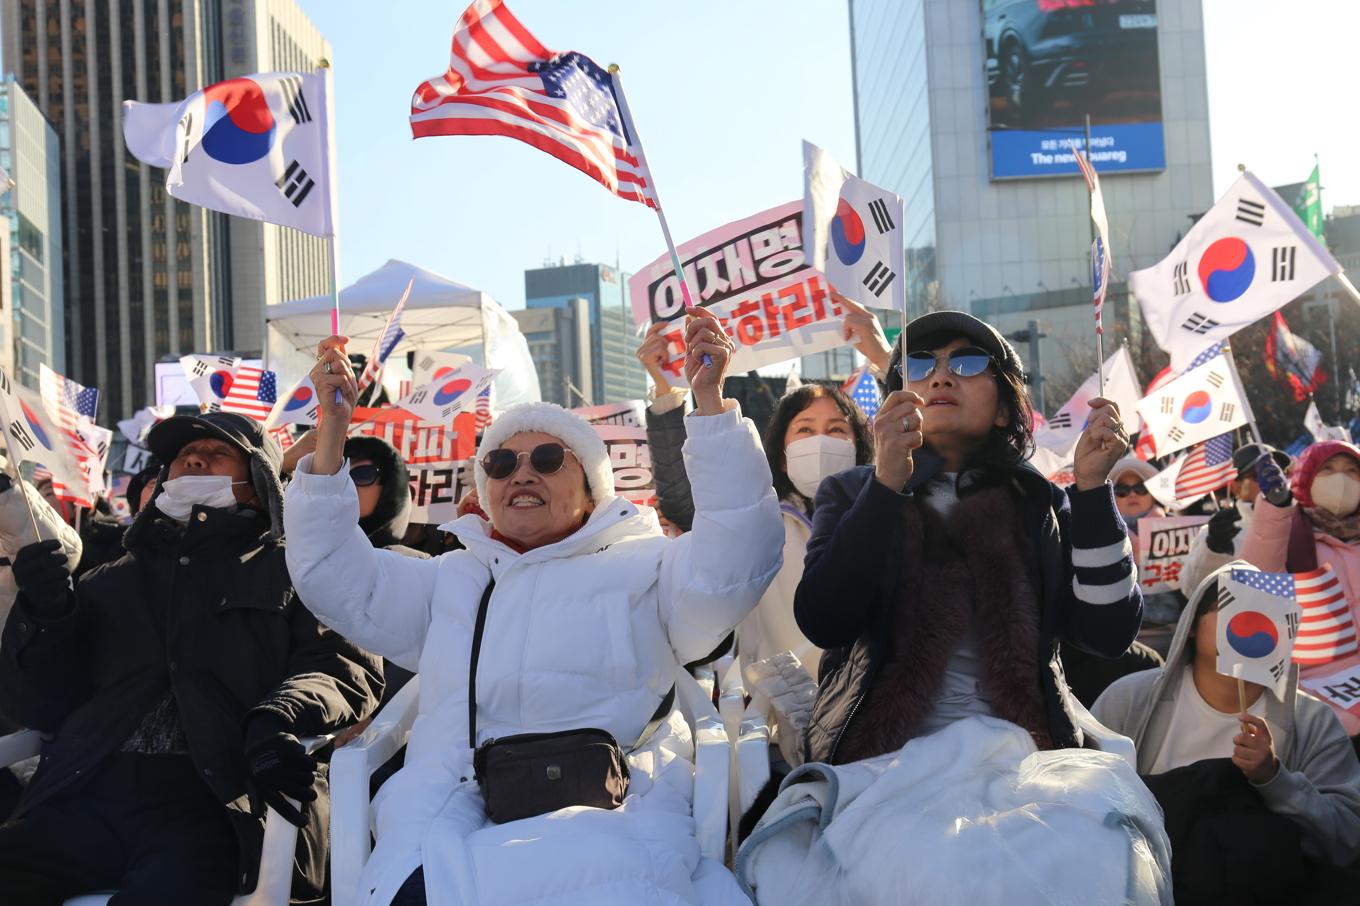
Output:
[1113,482,1149,497]
[481,443,578,481]
[350,464,381,488]
[897,346,995,383]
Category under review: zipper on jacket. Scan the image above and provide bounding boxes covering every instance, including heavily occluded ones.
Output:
[827,676,870,765]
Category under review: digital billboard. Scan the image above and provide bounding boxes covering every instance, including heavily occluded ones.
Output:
[982,0,1166,179]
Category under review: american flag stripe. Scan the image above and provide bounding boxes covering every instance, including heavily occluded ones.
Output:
[411,0,657,208]
[1293,565,1357,664]
[1172,433,1235,501]
[222,366,277,420]
[358,279,415,395]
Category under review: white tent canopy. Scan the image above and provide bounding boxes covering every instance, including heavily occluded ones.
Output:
[265,258,540,409]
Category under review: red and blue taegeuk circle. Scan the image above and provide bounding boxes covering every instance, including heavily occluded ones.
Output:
[19,401,52,450]
[1225,610,1279,659]
[1198,237,1256,303]
[283,385,315,411]
[1181,390,1213,424]
[433,378,473,407]
[201,78,277,165]
[831,198,866,266]
[208,370,235,399]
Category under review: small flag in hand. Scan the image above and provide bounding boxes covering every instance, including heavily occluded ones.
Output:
[357,278,415,396]
[1292,566,1357,665]
[843,365,880,420]
[1219,568,1301,701]
[222,366,278,421]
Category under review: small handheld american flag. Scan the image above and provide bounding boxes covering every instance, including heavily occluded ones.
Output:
[222,366,278,422]
[410,0,655,208]
[1071,141,1111,338]
[1292,566,1356,665]
[843,365,881,420]
[1173,433,1236,503]
[357,278,415,397]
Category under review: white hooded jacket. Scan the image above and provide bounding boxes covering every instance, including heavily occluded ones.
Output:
[284,406,783,905]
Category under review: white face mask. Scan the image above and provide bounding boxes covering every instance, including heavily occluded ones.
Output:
[1310,472,1360,518]
[785,435,857,499]
[153,474,250,521]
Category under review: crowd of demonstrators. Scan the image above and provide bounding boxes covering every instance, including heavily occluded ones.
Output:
[1179,443,1292,597]
[1242,442,1360,741]
[0,411,384,905]
[287,307,782,905]
[1094,565,1360,902]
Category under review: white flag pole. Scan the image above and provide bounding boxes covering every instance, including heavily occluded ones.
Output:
[1222,341,1264,445]
[607,64,711,369]
[319,59,344,403]
[1337,272,1360,307]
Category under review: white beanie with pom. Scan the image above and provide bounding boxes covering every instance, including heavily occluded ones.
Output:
[474,402,615,505]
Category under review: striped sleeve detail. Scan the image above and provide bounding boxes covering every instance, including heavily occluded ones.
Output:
[1068,485,1136,607]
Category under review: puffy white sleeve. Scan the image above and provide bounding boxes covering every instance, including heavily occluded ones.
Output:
[283,455,440,671]
[657,405,783,664]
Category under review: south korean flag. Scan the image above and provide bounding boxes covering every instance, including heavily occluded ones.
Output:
[1129,171,1341,372]
[803,141,905,312]
[123,70,337,237]
[1135,349,1250,458]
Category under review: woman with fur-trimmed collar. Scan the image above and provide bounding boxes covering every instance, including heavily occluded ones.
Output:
[795,311,1143,765]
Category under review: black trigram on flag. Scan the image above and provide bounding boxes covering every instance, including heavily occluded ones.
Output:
[1048,412,1074,430]
[1181,313,1220,334]
[406,388,430,406]
[1219,402,1236,422]
[862,262,896,297]
[6,421,35,453]
[1167,426,1185,444]
[1218,586,1236,611]
[1172,261,1191,296]
[1236,198,1265,226]
[1272,245,1296,281]
[277,160,316,208]
[279,76,312,125]
[1269,659,1286,681]
[1286,611,1300,639]
[867,198,895,234]
[1159,396,1175,415]
[1206,371,1225,389]
[179,112,194,164]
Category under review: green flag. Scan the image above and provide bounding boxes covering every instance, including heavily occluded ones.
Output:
[1294,163,1323,239]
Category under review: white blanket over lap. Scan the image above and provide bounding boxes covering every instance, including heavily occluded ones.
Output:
[736,717,1171,906]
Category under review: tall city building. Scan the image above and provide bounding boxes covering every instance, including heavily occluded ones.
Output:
[0,76,63,389]
[0,0,331,417]
[524,260,648,407]
[848,0,1214,391]
[512,298,592,408]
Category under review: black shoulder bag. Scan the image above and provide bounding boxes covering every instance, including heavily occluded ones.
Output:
[468,580,675,824]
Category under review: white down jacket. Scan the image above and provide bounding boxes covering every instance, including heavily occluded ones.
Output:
[284,406,783,906]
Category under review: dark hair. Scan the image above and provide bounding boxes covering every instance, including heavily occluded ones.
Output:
[763,383,874,506]
[886,331,1035,469]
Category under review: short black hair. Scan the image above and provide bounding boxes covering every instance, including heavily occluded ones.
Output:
[763,383,874,505]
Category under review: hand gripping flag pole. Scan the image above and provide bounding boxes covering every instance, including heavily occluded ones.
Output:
[607,65,711,369]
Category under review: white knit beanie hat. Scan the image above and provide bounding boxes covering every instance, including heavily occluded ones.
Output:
[474,402,615,505]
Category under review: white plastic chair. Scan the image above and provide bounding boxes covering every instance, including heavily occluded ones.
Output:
[328,665,733,905]
[0,728,331,906]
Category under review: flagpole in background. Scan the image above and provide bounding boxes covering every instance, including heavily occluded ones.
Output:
[607,65,711,369]
[1084,116,1105,394]
[1223,342,1265,445]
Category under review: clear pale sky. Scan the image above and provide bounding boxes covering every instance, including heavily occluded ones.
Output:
[300,1,1357,310]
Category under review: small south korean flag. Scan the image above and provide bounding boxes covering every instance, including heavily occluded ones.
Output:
[1218,568,1301,701]
[399,363,499,426]
[803,141,905,312]
[1134,349,1250,459]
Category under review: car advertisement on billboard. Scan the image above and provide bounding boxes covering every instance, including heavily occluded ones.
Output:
[982,0,1166,179]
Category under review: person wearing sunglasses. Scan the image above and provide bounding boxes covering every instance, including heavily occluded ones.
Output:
[284,309,782,906]
[794,309,1141,765]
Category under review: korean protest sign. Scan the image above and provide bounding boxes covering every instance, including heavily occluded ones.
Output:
[349,407,476,466]
[572,400,647,428]
[407,459,475,525]
[1137,515,1209,595]
[1300,657,1360,725]
[628,202,849,386]
[594,424,655,508]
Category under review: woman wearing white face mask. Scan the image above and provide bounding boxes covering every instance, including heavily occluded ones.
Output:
[1242,440,1360,747]
[736,385,873,768]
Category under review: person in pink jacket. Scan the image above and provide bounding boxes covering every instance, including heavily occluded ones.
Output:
[1240,439,1360,744]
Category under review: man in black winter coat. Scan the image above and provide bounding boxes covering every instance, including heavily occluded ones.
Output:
[0,412,384,906]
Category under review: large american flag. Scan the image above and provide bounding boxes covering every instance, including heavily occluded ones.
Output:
[1292,566,1356,665]
[39,365,105,506]
[221,366,278,421]
[410,0,656,207]
[1174,432,1236,501]
[357,278,415,396]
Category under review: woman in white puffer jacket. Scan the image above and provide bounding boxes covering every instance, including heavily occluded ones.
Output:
[286,310,782,906]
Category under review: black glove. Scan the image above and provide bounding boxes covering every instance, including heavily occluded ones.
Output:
[245,717,317,827]
[1204,506,1242,555]
[0,472,13,494]
[11,539,73,618]
[1253,455,1292,508]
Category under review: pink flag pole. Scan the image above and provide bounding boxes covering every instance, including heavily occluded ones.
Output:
[607,64,711,369]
